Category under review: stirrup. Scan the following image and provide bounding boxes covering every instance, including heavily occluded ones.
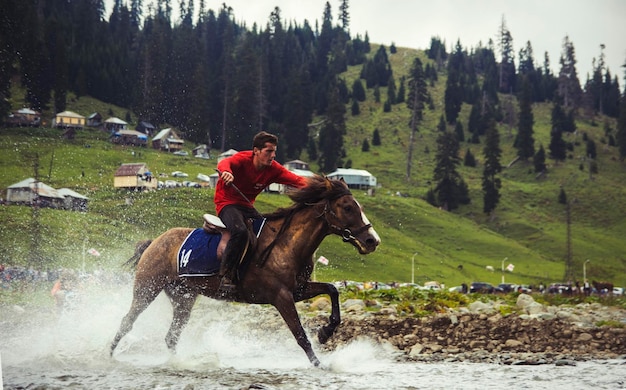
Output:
[218,276,237,296]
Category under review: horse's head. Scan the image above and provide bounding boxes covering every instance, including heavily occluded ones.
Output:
[292,177,377,254]
[286,176,380,254]
[325,191,381,254]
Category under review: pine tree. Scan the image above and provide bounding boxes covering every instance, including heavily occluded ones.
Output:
[517,41,538,100]
[497,15,516,93]
[444,68,463,124]
[396,76,406,103]
[549,126,567,162]
[558,188,567,204]
[533,144,547,173]
[468,102,481,136]
[387,74,396,104]
[437,115,447,132]
[318,83,346,172]
[361,138,370,152]
[586,138,597,159]
[514,76,535,160]
[372,128,381,145]
[464,148,476,167]
[351,99,360,115]
[455,121,465,142]
[352,78,366,101]
[557,35,582,109]
[338,0,349,32]
[373,85,380,102]
[52,31,68,114]
[433,131,469,210]
[482,118,502,214]
[617,94,626,160]
[406,57,427,180]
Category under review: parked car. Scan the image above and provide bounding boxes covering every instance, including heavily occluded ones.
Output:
[420,281,442,291]
[448,285,465,293]
[470,282,495,294]
[173,150,189,156]
[497,283,516,293]
[171,171,188,177]
[183,181,201,188]
[547,283,571,294]
[196,173,211,182]
[613,287,624,295]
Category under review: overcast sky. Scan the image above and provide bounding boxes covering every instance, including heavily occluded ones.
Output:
[109,0,626,83]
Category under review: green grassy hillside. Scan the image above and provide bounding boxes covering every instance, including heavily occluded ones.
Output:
[1,46,625,289]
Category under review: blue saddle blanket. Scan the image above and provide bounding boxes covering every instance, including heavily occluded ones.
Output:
[177,228,221,276]
[176,218,266,277]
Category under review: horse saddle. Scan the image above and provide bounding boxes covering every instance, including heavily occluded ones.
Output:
[176,214,265,277]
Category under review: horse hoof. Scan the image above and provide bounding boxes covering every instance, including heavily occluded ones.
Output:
[317,327,330,344]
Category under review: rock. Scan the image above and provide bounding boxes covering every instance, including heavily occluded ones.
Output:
[505,339,524,348]
[364,299,381,308]
[409,343,424,356]
[303,297,626,363]
[379,306,397,315]
[343,299,365,312]
[516,293,535,309]
[310,297,330,311]
[468,301,491,313]
[525,302,546,315]
[536,312,556,320]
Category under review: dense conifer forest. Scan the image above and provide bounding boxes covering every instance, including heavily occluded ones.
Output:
[2,0,625,172]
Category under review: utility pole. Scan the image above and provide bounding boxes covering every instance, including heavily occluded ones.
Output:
[564,201,574,282]
[30,154,42,268]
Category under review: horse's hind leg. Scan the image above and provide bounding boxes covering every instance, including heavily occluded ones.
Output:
[294,281,340,344]
[164,286,197,351]
[110,280,163,355]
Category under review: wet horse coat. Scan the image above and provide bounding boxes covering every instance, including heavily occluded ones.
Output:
[110,176,380,365]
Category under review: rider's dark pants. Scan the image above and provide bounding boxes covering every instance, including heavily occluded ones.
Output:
[218,205,258,279]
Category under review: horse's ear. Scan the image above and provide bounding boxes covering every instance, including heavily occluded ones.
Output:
[324,176,333,191]
[339,177,346,183]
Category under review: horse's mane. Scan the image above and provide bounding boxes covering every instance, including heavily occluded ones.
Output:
[264,175,351,221]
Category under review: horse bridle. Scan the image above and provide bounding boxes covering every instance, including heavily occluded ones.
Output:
[257,194,371,267]
[320,196,372,243]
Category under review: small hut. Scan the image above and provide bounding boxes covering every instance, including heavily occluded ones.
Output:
[113,163,157,191]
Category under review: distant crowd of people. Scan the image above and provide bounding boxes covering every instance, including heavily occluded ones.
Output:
[1,264,133,315]
[0,264,131,290]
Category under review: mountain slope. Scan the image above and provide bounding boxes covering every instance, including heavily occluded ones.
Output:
[1,47,625,288]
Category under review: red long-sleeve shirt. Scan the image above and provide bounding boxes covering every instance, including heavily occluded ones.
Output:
[214,151,307,215]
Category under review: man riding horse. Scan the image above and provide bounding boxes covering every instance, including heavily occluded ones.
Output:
[215,131,307,295]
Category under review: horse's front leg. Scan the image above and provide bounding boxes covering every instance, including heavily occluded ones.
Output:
[293,281,340,345]
[274,288,321,366]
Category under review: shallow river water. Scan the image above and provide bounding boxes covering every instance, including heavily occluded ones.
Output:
[1,282,625,389]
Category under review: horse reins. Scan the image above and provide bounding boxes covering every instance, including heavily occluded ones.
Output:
[319,197,372,243]
[255,193,370,268]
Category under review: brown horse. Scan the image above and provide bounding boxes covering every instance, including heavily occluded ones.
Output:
[110,176,380,366]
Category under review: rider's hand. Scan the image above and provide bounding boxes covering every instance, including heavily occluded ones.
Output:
[221,171,234,185]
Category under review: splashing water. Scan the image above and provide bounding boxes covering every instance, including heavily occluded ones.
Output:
[1,280,625,390]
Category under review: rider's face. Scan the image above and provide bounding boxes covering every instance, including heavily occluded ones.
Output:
[254,142,276,168]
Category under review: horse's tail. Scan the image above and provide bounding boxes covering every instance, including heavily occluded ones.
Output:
[124,239,153,269]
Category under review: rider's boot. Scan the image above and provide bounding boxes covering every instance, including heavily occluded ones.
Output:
[218,258,237,296]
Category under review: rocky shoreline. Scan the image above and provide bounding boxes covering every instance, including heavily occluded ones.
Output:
[302,293,626,365]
